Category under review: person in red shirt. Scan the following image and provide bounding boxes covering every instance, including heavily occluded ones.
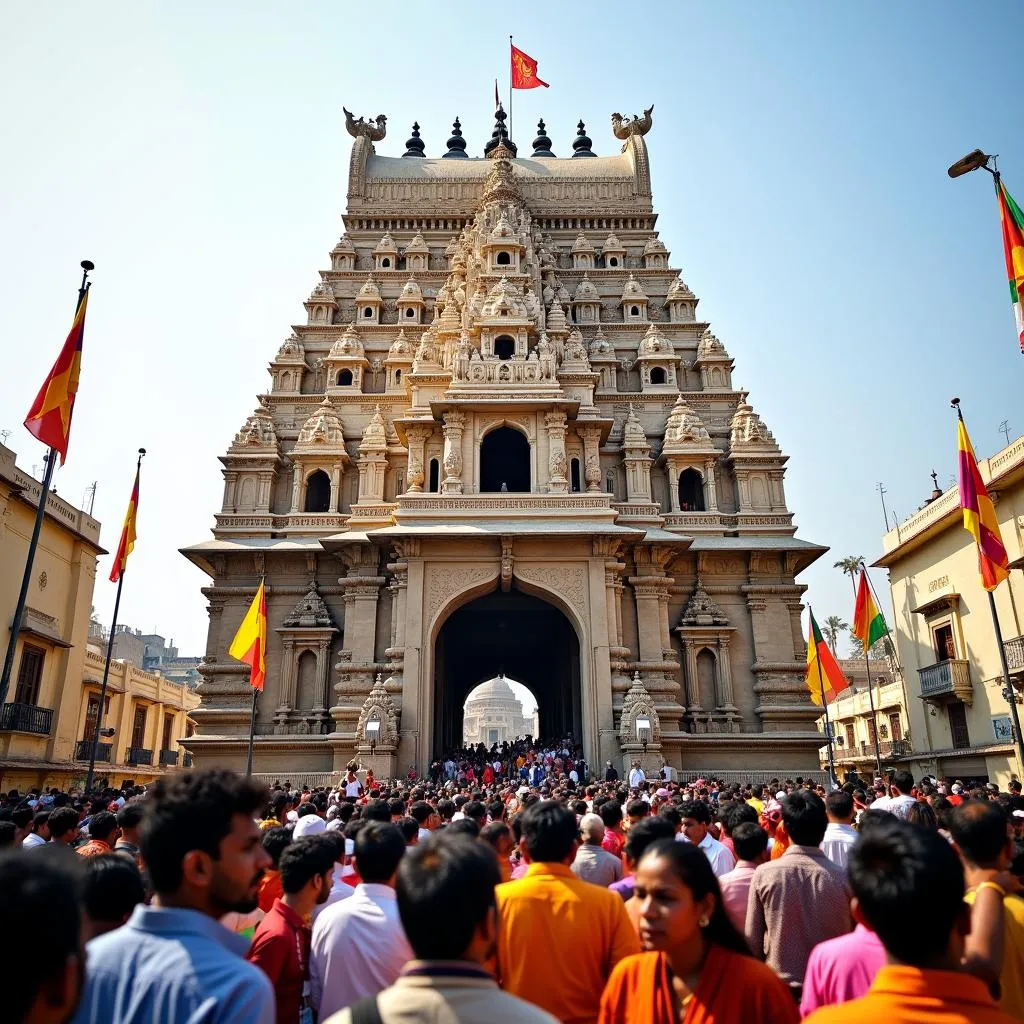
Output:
[249,835,335,1024]
[600,800,626,860]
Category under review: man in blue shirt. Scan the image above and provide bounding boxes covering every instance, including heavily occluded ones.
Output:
[73,769,275,1024]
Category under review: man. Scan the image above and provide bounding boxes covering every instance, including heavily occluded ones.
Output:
[409,801,437,843]
[310,822,412,1020]
[746,789,851,1000]
[717,822,769,932]
[598,800,626,860]
[72,769,274,1024]
[746,784,765,816]
[250,836,336,1024]
[80,854,146,942]
[887,770,917,820]
[292,803,327,839]
[679,801,735,877]
[627,761,645,789]
[314,831,356,920]
[326,834,557,1024]
[259,826,292,913]
[47,806,81,847]
[495,801,639,1024]
[75,811,119,858]
[2,848,84,1023]
[22,810,50,848]
[821,790,858,869]
[604,761,618,782]
[571,813,623,887]
[343,769,363,800]
[949,800,1024,1018]
[113,803,144,864]
[804,818,1016,1024]
[610,816,676,904]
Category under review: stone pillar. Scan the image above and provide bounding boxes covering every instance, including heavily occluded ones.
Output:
[667,464,680,512]
[441,411,465,494]
[629,577,667,666]
[545,411,569,493]
[704,459,719,512]
[715,636,737,711]
[580,424,603,492]
[330,466,342,512]
[277,639,296,713]
[291,467,303,512]
[314,639,331,715]
[404,424,431,493]
[682,640,702,712]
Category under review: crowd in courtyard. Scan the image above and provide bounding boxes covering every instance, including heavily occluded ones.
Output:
[3,738,1024,1024]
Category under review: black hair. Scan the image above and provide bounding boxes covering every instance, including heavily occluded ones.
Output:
[626,799,650,819]
[400,817,421,843]
[88,811,118,841]
[892,770,915,795]
[116,802,145,829]
[354,821,406,883]
[488,800,505,821]
[363,799,393,823]
[0,821,16,847]
[639,839,751,957]
[657,805,681,830]
[826,791,854,820]
[279,836,338,894]
[437,799,456,821]
[719,801,758,836]
[12,806,32,829]
[295,803,319,819]
[949,801,1010,867]
[82,853,145,923]
[624,816,677,865]
[479,821,511,850]
[599,800,623,829]
[521,801,578,863]
[138,770,268,895]
[47,807,80,841]
[679,801,711,826]
[731,822,769,862]
[463,801,487,824]
[397,833,499,959]
[0,848,82,1021]
[336,802,355,824]
[781,790,827,846]
[33,810,50,830]
[848,816,964,964]
[261,826,292,867]
[905,801,937,831]
[445,819,480,838]
[409,801,432,825]
[388,798,407,818]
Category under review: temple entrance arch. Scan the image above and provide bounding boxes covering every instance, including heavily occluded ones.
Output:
[432,587,581,758]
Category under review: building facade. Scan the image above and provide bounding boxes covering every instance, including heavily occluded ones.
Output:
[183,106,827,780]
[462,676,535,747]
[876,434,1024,787]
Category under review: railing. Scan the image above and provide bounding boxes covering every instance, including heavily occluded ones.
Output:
[919,659,972,702]
[126,746,153,765]
[0,702,53,735]
[1005,636,1024,674]
[75,740,112,762]
[159,749,179,767]
[673,768,833,787]
[834,739,911,761]
[951,722,971,749]
[251,771,338,788]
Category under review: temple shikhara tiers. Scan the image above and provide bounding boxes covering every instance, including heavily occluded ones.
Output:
[181,104,827,781]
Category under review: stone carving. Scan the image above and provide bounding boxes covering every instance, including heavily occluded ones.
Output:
[344,108,387,141]
[232,409,277,449]
[514,564,588,623]
[611,106,654,140]
[355,673,399,746]
[618,672,661,743]
[729,397,780,451]
[283,582,335,629]
[423,565,497,631]
[679,578,729,627]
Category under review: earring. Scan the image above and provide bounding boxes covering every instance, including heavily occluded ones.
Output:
[699,916,710,928]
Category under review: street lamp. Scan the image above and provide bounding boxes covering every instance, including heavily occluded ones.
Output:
[366,716,380,758]
[947,149,994,179]
[635,714,651,756]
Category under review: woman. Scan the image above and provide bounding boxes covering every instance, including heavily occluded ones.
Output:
[599,840,797,1024]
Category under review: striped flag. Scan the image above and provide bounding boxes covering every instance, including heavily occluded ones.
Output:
[229,579,267,691]
[957,412,1009,591]
[806,610,850,706]
[852,570,886,651]
[997,180,1024,352]
[109,462,140,583]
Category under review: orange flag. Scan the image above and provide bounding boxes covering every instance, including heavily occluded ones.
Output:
[109,461,141,583]
[511,44,549,89]
[229,579,267,691]
[25,287,89,463]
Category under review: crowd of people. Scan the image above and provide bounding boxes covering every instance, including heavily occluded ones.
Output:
[3,758,1024,1023]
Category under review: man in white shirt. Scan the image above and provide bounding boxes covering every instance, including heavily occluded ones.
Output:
[820,790,858,868]
[21,810,48,848]
[314,832,357,923]
[293,805,328,838]
[310,821,412,1019]
[886,770,917,820]
[343,770,363,799]
[680,800,735,877]
[869,778,891,813]
[628,761,646,789]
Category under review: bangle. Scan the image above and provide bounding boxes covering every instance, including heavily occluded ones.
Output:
[975,881,1008,898]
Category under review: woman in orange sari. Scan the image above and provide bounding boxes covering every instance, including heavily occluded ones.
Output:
[599,839,797,1024]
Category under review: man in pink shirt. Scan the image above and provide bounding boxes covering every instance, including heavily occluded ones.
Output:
[717,822,769,932]
[800,923,886,1017]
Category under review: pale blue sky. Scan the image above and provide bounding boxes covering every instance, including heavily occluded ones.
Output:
[2,3,1022,655]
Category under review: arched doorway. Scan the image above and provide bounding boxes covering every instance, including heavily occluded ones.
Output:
[304,470,331,513]
[678,468,705,512]
[433,588,581,757]
[462,676,538,748]
[480,426,530,492]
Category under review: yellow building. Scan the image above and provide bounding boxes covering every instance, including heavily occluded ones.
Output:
[876,434,1024,787]
[0,443,199,791]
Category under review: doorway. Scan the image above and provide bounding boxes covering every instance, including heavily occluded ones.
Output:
[480,427,530,492]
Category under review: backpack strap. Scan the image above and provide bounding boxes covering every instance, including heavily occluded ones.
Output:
[348,995,384,1024]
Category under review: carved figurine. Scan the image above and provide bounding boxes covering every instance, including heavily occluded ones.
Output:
[611,106,654,140]
[343,108,387,141]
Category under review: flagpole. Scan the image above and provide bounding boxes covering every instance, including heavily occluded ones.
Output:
[246,688,258,777]
[85,447,145,794]
[0,260,93,707]
[987,590,1024,779]
[508,35,513,145]
[811,605,839,787]
[846,567,883,776]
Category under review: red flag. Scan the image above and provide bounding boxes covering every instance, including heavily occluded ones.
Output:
[25,287,89,464]
[511,44,549,89]
[229,579,267,691]
[109,462,140,583]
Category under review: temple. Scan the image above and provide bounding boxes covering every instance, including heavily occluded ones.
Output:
[181,104,827,780]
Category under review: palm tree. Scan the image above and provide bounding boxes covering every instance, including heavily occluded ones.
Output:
[822,615,849,657]
[834,555,865,577]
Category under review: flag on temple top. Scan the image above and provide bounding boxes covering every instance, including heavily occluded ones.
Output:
[109,462,141,583]
[229,579,267,691]
[494,79,500,110]
[957,411,1009,591]
[511,43,549,89]
[806,610,850,706]
[852,569,886,651]
[24,287,89,464]
[997,180,1024,352]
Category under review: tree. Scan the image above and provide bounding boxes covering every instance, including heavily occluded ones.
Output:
[834,554,865,576]
[849,634,895,661]
[822,615,849,657]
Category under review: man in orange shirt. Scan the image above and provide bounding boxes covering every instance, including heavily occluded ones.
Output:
[804,817,1017,1024]
[495,801,639,1024]
[76,811,120,858]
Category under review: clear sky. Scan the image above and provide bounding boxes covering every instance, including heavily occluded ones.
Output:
[2,3,1023,657]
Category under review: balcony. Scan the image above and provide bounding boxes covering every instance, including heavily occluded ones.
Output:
[159,749,179,767]
[0,702,53,735]
[126,746,153,765]
[1004,636,1024,675]
[919,659,973,704]
[75,740,112,762]
[834,739,912,762]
